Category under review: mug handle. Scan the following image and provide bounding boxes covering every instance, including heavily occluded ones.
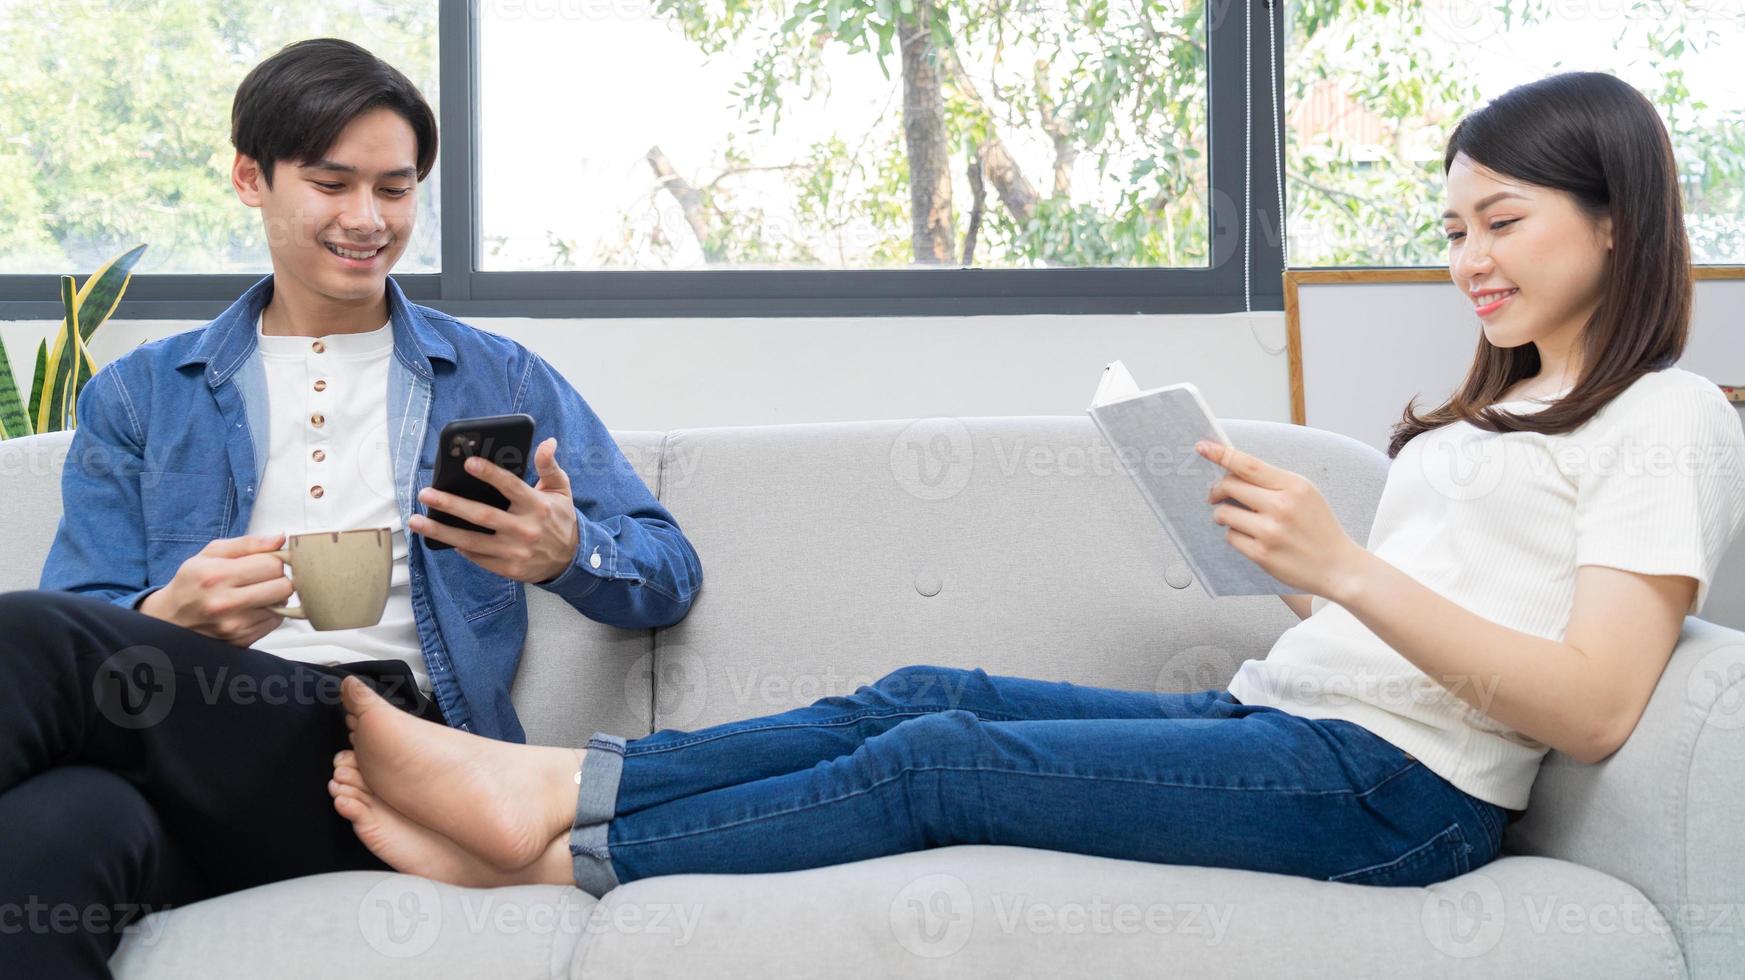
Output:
[266,547,308,619]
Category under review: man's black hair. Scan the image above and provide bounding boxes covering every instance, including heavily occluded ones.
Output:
[231,37,437,188]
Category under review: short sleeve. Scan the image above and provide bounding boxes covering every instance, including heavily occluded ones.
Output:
[1573,384,1745,616]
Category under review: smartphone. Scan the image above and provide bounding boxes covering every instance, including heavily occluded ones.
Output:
[422,413,536,551]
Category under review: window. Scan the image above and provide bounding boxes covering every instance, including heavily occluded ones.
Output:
[1286,0,1745,266]
[0,0,1283,316]
[0,1,440,276]
[478,0,1211,271]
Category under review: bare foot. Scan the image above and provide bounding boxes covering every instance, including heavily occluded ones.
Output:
[329,757,548,887]
[340,676,584,871]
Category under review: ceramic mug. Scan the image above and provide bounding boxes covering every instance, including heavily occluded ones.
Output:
[268,527,393,630]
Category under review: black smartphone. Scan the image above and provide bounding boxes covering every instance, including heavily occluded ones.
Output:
[422,413,536,551]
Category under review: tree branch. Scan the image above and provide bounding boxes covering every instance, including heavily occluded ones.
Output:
[645,145,718,262]
[1034,59,1075,198]
[939,43,1038,223]
[963,143,986,264]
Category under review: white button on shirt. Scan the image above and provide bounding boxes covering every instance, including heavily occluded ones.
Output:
[244,314,430,694]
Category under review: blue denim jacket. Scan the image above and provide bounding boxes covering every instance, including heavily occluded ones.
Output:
[39,274,703,742]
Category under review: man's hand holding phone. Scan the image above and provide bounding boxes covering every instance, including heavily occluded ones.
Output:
[410,436,580,584]
[137,532,295,647]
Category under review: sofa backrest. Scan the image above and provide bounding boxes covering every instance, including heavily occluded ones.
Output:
[0,418,1392,746]
[642,417,1391,739]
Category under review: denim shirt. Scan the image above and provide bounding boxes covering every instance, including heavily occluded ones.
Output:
[39,274,703,742]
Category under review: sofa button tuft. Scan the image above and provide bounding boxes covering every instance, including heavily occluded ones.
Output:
[914,569,943,597]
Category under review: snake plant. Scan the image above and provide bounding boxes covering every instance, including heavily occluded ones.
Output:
[0,243,147,440]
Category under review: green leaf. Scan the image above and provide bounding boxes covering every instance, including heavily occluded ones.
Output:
[27,246,145,434]
[25,340,46,434]
[71,243,147,344]
[0,335,29,440]
[37,276,82,434]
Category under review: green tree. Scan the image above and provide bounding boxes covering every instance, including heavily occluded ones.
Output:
[612,0,1744,268]
[2,1,1739,274]
[0,0,438,274]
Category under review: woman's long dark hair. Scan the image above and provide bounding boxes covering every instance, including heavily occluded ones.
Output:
[1385,71,1691,459]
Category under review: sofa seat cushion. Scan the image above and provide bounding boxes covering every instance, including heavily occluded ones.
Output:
[111,872,593,979]
[579,846,1684,979]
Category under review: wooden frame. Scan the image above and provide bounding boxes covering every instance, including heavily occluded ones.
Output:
[1282,266,1745,425]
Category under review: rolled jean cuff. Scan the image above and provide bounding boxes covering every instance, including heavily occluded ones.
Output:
[569,732,627,896]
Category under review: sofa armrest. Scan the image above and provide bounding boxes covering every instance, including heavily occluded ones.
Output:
[1504,617,1745,980]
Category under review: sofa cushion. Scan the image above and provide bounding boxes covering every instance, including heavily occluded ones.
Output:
[579,847,1683,979]
[646,417,1391,731]
[109,872,592,979]
[0,429,75,594]
[510,432,668,745]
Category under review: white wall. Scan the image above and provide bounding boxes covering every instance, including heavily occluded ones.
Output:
[2,310,1297,433]
[1298,277,1745,452]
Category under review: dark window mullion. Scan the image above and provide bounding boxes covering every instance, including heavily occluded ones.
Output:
[439,0,474,301]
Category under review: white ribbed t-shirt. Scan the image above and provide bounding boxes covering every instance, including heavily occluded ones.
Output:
[1227,367,1745,810]
[243,314,429,693]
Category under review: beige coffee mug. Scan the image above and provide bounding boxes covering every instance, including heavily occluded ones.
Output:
[268,527,394,630]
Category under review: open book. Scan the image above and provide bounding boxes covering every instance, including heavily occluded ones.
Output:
[1087,361,1293,598]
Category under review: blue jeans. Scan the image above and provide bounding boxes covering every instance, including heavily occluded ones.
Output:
[567,665,1510,896]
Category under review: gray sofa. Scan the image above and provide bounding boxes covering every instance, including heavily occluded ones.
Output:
[3,417,1741,979]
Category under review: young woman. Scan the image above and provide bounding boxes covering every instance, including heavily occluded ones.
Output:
[328,71,1745,895]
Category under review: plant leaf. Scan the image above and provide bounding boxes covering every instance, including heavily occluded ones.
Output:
[71,242,147,343]
[26,339,47,434]
[37,276,82,434]
[0,333,29,439]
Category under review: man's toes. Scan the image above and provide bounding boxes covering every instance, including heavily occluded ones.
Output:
[334,764,369,791]
[340,675,387,715]
[330,779,369,805]
[333,793,366,821]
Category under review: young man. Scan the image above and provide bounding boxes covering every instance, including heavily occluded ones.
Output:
[0,38,702,978]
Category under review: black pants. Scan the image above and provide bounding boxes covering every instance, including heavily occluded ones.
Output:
[0,589,444,979]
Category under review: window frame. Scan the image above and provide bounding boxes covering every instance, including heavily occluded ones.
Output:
[0,0,1286,320]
